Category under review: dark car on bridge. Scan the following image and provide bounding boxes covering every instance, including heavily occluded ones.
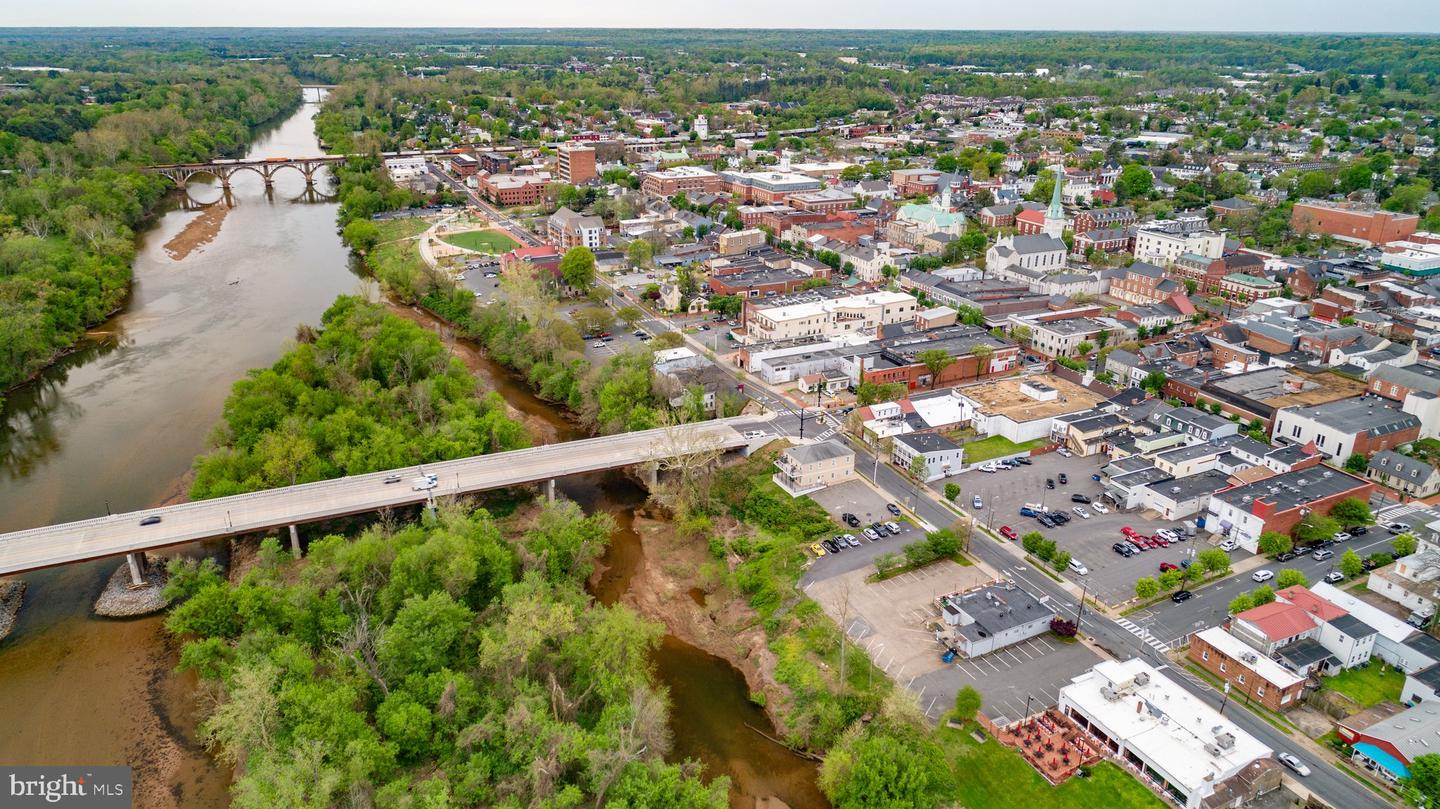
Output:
[139,515,162,526]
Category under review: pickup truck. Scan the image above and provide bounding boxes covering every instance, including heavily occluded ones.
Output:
[412,474,439,491]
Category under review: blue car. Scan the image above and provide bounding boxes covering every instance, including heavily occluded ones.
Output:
[1019,506,1038,517]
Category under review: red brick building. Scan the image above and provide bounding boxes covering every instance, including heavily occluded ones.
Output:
[1187,628,1307,712]
[557,144,597,185]
[640,166,724,196]
[478,173,550,206]
[1291,202,1419,245]
[1071,206,1137,234]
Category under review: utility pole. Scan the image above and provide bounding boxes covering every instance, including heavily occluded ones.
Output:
[1076,579,1089,632]
[1218,682,1231,716]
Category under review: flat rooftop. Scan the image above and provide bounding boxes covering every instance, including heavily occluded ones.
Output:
[957,374,1104,423]
[1206,367,1366,410]
[1061,658,1271,795]
[1211,466,1371,514]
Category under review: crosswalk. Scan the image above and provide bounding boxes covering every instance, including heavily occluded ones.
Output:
[1115,617,1175,654]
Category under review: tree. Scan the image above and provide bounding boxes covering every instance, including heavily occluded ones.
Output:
[819,726,948,809]
[907,454,929,483]
[1258,531,1293,556]
[1295,512,1340,546]
[617,306,645,330]
[1330,497,1373,527]
[1405,752,1440,809]
[1396,533,1419,557]
[1276,569,1308,588]
[916,348,956,390]
[1197,548,1231,575]
[559,246,596,291]
[626,238,654,268]
[1297,170,1334,199]
[873,552,901,576]
[1075,341,1094,356]
[1141,370,1167,395]
[951,685,982,723]
[342,219,381,253]
[1021,532,1046,556]
[1343,453,1369,473]
[1229,593,1255,614]
[1134,577,1160,600]
[1340,548,1365,579]
[1116,164,1154,201]
[1051,550,1072,573]
[969,345,995,379]
[1159,569,1184,592]
[944,483,961,502]
[1250,585,1275,606]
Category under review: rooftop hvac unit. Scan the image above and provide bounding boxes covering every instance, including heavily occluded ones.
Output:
[1242,652,1258,664]
[1215,732,1236,749]
[1134,671,1151,686]
[1204,743,1224,757]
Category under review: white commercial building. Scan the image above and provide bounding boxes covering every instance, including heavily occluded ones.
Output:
[1059,659,1276,809]
[384,155,429,181]
[745,291,918,343]
[891,432,965,482]
[1134,227,1225,265]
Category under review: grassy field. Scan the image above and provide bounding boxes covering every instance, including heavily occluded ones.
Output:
[1324,659,1404,707]
[375,217,431,242]
[441,229,519,253]
[367,220,432,299]
[939,726,1164,809]
[963,435,1048,464]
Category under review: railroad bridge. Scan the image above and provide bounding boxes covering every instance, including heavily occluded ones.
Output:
[147,155,349,189]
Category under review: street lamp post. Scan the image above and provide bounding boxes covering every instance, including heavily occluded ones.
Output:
[1218,682,1231,716]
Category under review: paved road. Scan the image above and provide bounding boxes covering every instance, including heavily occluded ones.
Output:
[0,419,752,576]
[430,166,542,247]
[836,433,1389,809]
[1135,530,1408,648]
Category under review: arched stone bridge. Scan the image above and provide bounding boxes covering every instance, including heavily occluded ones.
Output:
[147,155,349,189]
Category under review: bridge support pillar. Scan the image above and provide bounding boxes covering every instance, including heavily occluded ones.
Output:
[288,524,302,558]
[545,479,556,502]
[641,464,658,491]
[126,553,146,587]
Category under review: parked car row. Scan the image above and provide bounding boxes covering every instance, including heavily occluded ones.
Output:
[976,456,1033,473]
[812,521,904,556]
[840,504,903,529]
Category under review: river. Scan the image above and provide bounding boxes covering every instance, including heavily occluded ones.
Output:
[0,92,824,809]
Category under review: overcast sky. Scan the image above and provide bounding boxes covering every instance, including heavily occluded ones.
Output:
[7,0,1439,32]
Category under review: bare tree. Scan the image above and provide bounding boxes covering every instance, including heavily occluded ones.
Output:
[649,414,728,512]
[336,583,389,696]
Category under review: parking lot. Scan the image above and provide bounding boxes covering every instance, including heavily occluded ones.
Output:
[944,451,1228,606]
[806,556,1102,724]
[802,480,925,577]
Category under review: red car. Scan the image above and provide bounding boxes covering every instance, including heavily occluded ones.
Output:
[1159,562,1179,572]
[1152,536,1171,548]
[1120,526,1138,538]
[999,525,1018,540]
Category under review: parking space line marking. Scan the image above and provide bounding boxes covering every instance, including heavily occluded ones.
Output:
[1005,649,1025,665]
[983,657,1003,673]
[926,696,938,717]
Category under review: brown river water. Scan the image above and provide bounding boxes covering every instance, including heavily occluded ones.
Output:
[0,94,824,808]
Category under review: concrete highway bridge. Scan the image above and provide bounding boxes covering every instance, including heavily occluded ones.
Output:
[0,419,754,582]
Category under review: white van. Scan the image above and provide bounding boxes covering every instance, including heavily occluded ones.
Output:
[412,474,439,491]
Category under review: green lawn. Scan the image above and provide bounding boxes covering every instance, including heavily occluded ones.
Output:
[939,726,1163,809]
[440,229,519,253]
[963,435,1048,464]
[1324,660,1404,707]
